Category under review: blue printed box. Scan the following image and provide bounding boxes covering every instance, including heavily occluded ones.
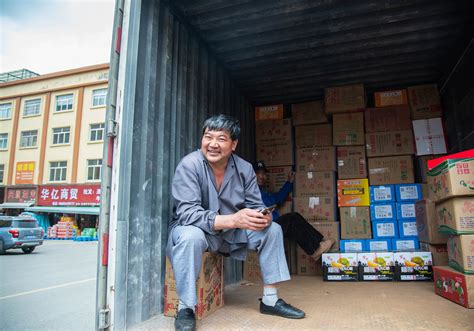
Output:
[365,239,392,252]
[395,184,422,202]
[396,202,416,220]
[370,185,395,203]
[398,220,418,238]
[340,240,366,253]
[372,220,399,239]
[370,203,396,222]
[391,238,420,251]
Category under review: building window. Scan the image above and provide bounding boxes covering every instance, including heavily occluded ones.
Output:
[55,94,74,112]
[92,88,107,107]
[0,164,4,183]
[0,133,8,149]
[20,130,38,148]
[0,103,12,119]
[87,159,102,181]
[52,127,70,145]
[24,98,41,116]
[49,161,67,182]
[90,123,105,142]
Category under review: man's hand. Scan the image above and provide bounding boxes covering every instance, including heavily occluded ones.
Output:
[287,171,295,183]
[233,208,272,231]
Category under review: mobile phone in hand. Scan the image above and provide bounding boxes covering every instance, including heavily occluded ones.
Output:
[258,204,277,215]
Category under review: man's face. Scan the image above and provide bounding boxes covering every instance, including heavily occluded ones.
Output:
[256,170,267,186]
[201,128,238,167]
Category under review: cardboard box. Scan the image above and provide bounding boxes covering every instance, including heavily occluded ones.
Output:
[340,239,365,252]
[392,238,420,251]
[337,179,370,207]
[372,220,398,239]
[293,197,337,221]
[448,234,474,274]
[358,252,395,281]
[255,118,292,143]
[333,112,365,146]
[164,253,224,319]
[395,251,433,281]
[374,89,408,107]
[295,124,332,147]
[370,185,396,203]
[365,130,415,157]
[395,183,423,202]
[309,221,340,252]
[364,105,412,133]
[243,250,262,282]
[398,220,418,238]
[370,203,396,222]
[291,100,327,126]
[427,158,474,203]
[407,84,442,120]
[433,266,474,308]
[420,242,448,266]
[296,246,319,276]
[436,197,474,235]
[322,253,359,281]
[296,147,336,172]
[266,166,293,192]
[415,155,444,183]
[255,104,284,121]
[415,200,448,244]
[412,118,447,156]
[256,142,293,167]
[340,206,372,239]
[294,171,336,197]
[396,202,416,220]
[324,84,366,114]
[366,239,392,251]
[337,146,367,179]
[421,183,430,201]
[368,155,415,185]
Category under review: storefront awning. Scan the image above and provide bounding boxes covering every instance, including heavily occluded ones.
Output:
[25,206,100,215]
[0,202,34,209]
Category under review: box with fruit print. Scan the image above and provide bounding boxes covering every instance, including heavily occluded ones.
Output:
[358,252,395,281]
[394,251,433,281]
[322,253,359,281]
[433,266,474,309]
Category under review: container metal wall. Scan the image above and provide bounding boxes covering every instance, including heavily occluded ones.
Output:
[110,0,253,328]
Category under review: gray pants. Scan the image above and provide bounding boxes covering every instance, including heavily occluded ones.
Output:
[166,223,290,308]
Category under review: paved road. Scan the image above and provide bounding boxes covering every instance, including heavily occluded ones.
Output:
[0,240,98,331]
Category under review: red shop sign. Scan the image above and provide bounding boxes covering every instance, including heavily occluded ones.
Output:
[38,185,101,206]
[6,187,37,203]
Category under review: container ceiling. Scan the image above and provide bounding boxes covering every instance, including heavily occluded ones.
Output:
[172,0,474,105]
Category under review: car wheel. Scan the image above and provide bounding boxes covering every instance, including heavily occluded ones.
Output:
[0,240,4,255]
[22,247,35,254]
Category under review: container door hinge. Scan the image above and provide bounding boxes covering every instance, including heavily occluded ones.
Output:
[98,308,110,329]
[107,120,118,137]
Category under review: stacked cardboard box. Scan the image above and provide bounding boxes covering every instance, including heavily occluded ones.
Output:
[255,118,294,167]
[428,153,474,308]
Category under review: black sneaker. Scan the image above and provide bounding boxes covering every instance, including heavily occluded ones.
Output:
[175,308,196,331]
[260,298,305,319]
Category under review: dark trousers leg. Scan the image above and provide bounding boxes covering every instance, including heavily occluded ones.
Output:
[275,212,324,256]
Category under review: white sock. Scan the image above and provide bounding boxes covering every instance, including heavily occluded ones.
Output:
[178,300,195,312]
[262,287,278,306]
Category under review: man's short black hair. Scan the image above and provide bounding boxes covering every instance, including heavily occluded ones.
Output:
[202,114,241,140]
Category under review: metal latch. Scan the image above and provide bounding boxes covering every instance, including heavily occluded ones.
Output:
[98,308,110,329]
[107,119,118,137]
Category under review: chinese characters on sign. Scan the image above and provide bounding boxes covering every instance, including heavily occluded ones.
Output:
[6,187,37,203]
[15,162,35,185]
[38,185,101,206]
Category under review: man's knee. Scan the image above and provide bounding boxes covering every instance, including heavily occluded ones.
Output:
[266,222,283,240]
[172,225,207,249]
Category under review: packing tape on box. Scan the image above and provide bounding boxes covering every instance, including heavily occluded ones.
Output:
[307,172,313,179]
[369,167,386,174]
[309,197,320,208]
[338,160,344,166]
[350,207,357,218]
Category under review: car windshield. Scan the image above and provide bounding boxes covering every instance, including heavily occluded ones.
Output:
[12,220,38,228]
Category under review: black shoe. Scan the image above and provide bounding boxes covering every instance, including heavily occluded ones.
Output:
[175,308,196,331]
[260,298,305,319]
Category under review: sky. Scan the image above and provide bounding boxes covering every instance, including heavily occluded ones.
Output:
[0,0,115,75]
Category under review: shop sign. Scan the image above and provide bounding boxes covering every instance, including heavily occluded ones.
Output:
[38,184,101,206]
[15,161,35,185]
[5,186,37,203]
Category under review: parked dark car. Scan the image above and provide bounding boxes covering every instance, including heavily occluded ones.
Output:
[0,216,44,254]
